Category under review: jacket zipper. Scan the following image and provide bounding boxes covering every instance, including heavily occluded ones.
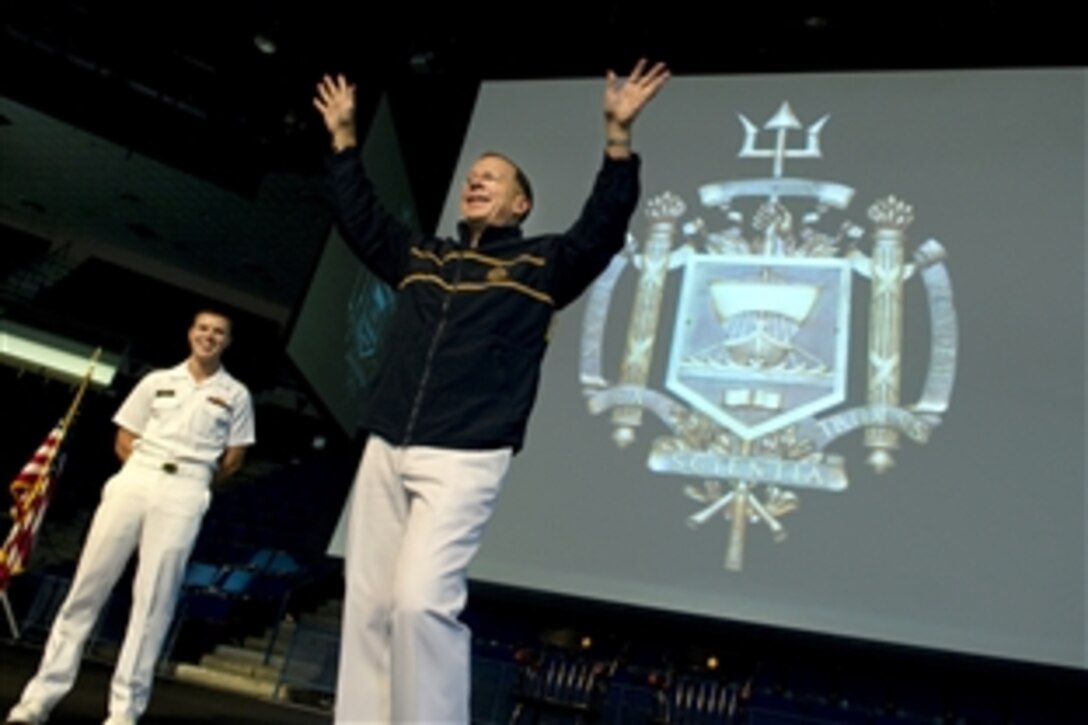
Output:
[402,248,465,444]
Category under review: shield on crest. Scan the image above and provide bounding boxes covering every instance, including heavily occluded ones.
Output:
[665,255,852,441]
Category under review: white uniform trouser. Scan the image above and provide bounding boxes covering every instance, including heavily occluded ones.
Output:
[10,459,211,722]
[334,435,512,724]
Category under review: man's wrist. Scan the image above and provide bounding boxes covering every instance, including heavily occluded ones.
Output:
[332,128,358,152]
[605,126,633,159]
[604,117,632,154]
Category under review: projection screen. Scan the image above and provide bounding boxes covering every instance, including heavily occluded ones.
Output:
[429,68,1086,670]
[287,96,412,440]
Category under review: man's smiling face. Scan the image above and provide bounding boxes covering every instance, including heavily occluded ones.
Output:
[459,154,531,232]
[188,312,231,366]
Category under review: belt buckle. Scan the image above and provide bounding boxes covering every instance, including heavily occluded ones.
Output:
[161,462,178,474]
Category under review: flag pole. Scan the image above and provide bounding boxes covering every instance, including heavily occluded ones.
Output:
[0,578,16,639]
[1,348,103,639]
[60,346,101,432]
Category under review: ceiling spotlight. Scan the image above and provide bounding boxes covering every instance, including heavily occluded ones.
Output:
[254,34,277,55]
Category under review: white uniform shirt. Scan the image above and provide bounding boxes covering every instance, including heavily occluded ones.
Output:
[112,362,256,470]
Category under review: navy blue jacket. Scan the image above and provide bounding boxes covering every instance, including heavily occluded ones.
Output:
[326,148,641,451]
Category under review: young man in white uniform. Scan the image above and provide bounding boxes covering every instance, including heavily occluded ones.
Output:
[6,310,256,725]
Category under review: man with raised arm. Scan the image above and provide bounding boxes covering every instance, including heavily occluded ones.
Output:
[314,60,669,723]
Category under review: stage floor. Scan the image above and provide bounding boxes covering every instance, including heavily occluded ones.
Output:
[0,640,329,724]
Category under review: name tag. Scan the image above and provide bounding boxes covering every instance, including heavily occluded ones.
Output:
[155,389,175,398]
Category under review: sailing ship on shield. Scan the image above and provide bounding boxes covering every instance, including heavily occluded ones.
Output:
[579,102,959,571]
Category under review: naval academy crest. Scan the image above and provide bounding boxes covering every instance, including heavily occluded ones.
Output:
[580,102,958,571]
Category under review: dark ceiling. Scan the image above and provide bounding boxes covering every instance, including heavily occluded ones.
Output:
[5,1,1082,216]
[0,0,1083,456]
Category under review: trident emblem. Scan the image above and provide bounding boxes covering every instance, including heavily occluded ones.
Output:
[580,102,958,571]
[738,102,829,178]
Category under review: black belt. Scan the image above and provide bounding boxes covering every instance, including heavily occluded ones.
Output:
[129,456,208,479]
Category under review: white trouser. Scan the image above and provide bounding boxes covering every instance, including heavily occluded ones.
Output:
[10,460,211,723]
[334,435,512,724]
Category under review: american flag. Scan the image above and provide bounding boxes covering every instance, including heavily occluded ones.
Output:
[0,423,67,591]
